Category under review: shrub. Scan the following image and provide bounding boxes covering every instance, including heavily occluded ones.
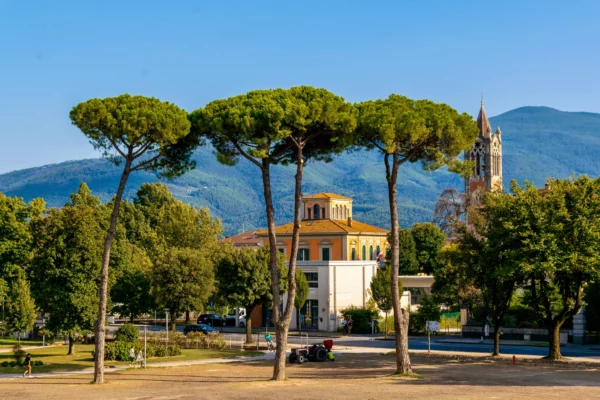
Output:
[340,306,379,334]
[1,361,9,367]
[115,323,139,343]
[152,344,167,357]
[33,360,44,366]
[9,361,17,367]
[104,341,131,361]
[167,345,181,356]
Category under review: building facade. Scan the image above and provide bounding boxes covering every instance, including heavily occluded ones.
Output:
[464,100,503,195]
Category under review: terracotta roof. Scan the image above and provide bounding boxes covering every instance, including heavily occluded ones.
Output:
[256,219,388,236]
[303,193,352,200]
[220,230,262,246]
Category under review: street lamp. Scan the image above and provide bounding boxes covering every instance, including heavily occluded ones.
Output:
[163,308,170,348]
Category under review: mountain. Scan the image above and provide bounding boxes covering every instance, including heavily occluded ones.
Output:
[1,106,600,235]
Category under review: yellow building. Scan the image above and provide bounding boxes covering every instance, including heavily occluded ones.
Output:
[256,193,388,262]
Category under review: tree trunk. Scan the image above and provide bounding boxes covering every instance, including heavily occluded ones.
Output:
[546,321,563,360]
[68,334,75,356]
[245,305,255,344]
[130,313,134,323]
[94,157,132,384]
[384,311,388,339]
[272,145,303,381]
[386,154,412,375]
[492,326,501,356]
[170,314,177,332]
[185,311,191,324]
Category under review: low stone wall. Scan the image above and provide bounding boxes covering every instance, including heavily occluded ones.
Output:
[461,325,569,343]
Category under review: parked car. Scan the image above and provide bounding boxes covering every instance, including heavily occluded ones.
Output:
[225,315,247,327]
[183,324,216,335]
[197,313,227,327]
[225,310,247,327]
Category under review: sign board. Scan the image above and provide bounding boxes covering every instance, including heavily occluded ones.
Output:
[426,321,440,332]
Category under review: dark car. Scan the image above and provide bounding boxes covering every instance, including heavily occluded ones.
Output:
[197,313,227,327]
[183,324,216,335]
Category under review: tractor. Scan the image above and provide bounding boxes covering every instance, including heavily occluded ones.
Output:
[288,339,334,364]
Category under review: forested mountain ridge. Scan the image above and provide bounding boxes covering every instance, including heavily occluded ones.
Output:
[1,106,600,235]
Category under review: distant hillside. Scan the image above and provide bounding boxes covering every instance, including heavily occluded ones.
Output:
[1,106,599,235]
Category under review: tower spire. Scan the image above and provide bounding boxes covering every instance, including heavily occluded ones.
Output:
[477,94,492,137]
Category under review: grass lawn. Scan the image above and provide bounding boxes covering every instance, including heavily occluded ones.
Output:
[0,344,263,374]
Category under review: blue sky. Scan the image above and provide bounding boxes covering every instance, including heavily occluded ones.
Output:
[0,1,599,173]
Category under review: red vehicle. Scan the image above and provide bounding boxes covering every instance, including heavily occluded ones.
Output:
[288,340,333,364]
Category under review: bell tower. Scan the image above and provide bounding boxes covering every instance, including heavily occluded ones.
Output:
[465,98,503,194]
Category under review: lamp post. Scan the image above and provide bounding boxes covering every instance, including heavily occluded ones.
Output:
[164,308,170,348]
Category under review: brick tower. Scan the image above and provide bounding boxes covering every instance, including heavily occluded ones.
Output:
[464,99,503,194]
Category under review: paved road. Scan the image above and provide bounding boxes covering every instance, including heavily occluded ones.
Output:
[122,325,600,359]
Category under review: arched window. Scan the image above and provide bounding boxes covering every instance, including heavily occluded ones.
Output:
[376,245,381,258]
[369,245,373,260]
[314,204,320,219]
[322,207,326,219]
[362,245,366,260]
[351,248,356,260]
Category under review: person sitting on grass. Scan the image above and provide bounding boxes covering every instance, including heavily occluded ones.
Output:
[23,353,32,378]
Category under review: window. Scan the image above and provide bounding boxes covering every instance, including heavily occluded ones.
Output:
[351,248,356,260]
[314,204,320,219]
[362,245,366,260]
[307,208,312,219]
[369,245,373,260]
[298,248,310,261]
[322,247,330,261]
[407,288,431,305]
[305,272,318,288]
[278,248,285,254]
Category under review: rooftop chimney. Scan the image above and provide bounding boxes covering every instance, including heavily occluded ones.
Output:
[347,216,352,227]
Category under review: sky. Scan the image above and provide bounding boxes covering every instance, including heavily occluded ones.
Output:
[0,0,599,173]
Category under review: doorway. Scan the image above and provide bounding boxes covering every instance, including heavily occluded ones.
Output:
[300,300,319,330]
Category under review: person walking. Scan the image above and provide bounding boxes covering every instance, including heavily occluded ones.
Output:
[129,346,135,367]
[136,349,143,368]
[23,353,32,378]
[347,319,353,336]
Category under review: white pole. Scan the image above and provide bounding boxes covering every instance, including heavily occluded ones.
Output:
[144,326,147,370]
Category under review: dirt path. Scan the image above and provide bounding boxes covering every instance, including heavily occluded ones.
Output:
[2,353,599,399]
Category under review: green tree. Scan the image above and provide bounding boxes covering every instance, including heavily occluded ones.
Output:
[28,184,133,355]
[152,247,214,331]
[516,177,600,359]
[398,229,418,275]
[194,86,356,380]
[294,268,310,334]
[215,245,287,343]
[431,244,481,313]
[5,271,36,345]
[355,94,479,374]
[0,193,44,280]
[370,267,397,338]
[111,250,155,323]
[70,94,195,383]
[412,223,446,275]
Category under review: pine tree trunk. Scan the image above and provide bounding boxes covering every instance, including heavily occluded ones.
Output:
[386,155,412,375]
[185,311,191,324]
[94,157,132,384]
[546,321,563,360]
[170,314,177,332]
[272,145,303,381]
[68,334,75,355]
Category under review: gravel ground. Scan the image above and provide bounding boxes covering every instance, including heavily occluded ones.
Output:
[2,353,600,399]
